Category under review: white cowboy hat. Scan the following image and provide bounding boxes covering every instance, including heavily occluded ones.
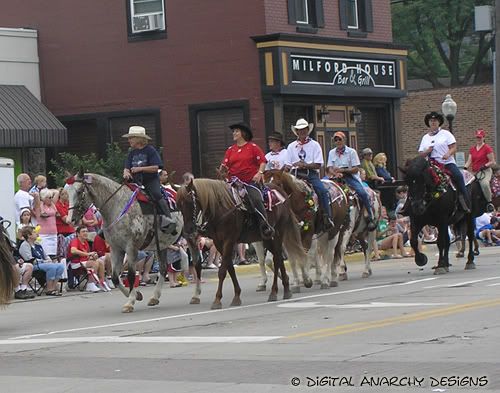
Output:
[122,125,151,140]
[291,118,314,136]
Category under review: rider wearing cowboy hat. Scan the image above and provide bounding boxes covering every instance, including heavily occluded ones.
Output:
[327,131,377,231]
[419,111,470,213]
[265,132,288,170]
[284,118,334,230]
[122,125,176,234]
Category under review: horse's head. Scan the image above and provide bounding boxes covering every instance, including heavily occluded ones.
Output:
[263,169,285,187]
[66,168,94,225]
[176,179,200,238]
[404,156,433,216]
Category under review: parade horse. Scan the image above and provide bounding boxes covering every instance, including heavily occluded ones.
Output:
[66,170,201,313]
[403,156,478,273]
[0,220,17,307]
[263,170,349,291]
[177,178,306,309]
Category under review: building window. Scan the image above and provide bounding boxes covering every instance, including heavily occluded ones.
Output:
[339,0,373,34]
[127,0,167,41]
[347,0,359,29]
[288,0,324,31]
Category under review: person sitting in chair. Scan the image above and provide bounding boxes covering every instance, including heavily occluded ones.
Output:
[418,112,470,213]
[122,125,176,234]
[219,122,274,239]
[284,118,334,230]
[327,131,377,231]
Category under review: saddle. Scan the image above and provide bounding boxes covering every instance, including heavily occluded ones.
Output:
[227,178,285,212]
[125,183,177,213]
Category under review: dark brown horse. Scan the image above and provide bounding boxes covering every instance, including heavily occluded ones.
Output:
[0,220,18,307]
[177,178,306,309]
[264,170,349,290]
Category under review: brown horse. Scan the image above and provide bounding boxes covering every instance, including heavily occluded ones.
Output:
[264,170,349,290]
[0,220,18,307]
[177,178,306,309]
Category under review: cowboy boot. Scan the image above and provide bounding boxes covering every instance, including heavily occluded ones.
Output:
[259,217,275,240]
[366,209,377,232]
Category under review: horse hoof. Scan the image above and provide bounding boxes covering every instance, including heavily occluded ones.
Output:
[314,279,322,285]
[135,291,143,301]
[256,285,266,292]
[147,298,160,306]
[456,252,464,258]
[211,302,222,310]
[338,273,348,281]
[230,298,242,307]
[362,270,372,278]
[304,278,313,288]
[122,305,134,313]
[473,250,480,256]
[415,253,428,267]
[190,297,200,304]
[268,293,278,302]
[291,286,301,293]
[283,291,292,300]
[330,281,338,288]
[433,267,448,275]
[465,262,476,270]
[320,283,329,290]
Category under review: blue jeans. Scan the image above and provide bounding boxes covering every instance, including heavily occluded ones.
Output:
[307,171,332,218]
[344,175,373,217]
[34,261,64,281]
[445,163,470,204]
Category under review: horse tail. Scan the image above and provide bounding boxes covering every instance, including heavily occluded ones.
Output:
[0,230,17,307]
[282,211,307,266]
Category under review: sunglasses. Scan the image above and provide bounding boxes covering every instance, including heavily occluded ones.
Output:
[333,137,342,141]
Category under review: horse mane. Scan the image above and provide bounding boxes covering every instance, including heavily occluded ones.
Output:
[406,156,429,178]
[279,172,309,194]
[178,179,236,219]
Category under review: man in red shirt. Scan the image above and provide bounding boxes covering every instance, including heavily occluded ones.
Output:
[68,226,107,291]
[464,129,496,212]
[220,123,273,239]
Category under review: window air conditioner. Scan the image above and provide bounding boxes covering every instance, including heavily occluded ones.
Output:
[132,13,164,33]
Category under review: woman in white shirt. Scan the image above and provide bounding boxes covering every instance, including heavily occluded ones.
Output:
[418,112,470,212]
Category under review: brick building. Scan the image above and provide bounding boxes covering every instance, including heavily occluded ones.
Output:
[0,0,407,180]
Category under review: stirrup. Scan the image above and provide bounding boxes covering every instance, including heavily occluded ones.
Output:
[486,203,495,213]
[367,217,377,232]
[260,223,275,240]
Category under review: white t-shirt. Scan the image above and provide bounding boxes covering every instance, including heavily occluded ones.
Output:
[14,190,34,224]
[285,139,324,173]
[475,212,492,230]
[265,150,288,170]
[327,146,362,182]
[418,128,456,165]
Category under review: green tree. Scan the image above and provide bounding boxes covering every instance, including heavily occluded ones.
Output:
[50,143,127,186]
[392,0,494,87]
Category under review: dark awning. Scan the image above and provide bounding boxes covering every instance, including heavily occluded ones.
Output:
[0,85,67,147]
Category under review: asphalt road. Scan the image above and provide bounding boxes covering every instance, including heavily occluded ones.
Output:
[1,245,499,393]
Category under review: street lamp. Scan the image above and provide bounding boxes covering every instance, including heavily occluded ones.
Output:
[442,94,457,133]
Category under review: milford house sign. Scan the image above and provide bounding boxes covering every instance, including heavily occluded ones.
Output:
[291,54,396,88]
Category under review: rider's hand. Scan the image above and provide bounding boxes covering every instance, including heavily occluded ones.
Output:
[123,169,132,180]
[425,146,433,155]
[252,172,263,183]
[442,153,450,160]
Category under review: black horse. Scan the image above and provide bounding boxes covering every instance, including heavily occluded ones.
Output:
[403,156,479,274]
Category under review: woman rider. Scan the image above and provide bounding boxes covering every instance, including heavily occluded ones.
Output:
[122,126,176,234]
[219,123,274,239]
[464,128,496,212]
[418,112,470,213]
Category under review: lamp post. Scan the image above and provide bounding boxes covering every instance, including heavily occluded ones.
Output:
[442,94,457,134]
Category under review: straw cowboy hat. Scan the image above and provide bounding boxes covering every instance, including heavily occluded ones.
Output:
[291,118,314,136]
[122,125,151,140]
[424,112,444,127]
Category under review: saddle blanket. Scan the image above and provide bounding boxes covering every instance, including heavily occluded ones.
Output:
[126,183,177,210]
[227,179,286,212]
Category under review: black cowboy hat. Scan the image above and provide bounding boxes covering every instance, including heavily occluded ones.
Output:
[229,122,253,141]
[424,112,444,127]
[267,132,285,146]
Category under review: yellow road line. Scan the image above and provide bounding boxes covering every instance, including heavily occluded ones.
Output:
[285,298,500,340]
